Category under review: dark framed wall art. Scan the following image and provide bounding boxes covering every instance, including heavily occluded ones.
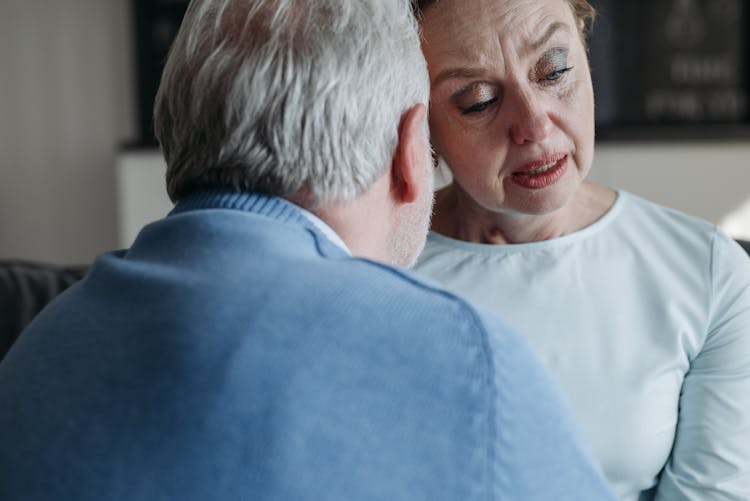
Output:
[589,0,749,140]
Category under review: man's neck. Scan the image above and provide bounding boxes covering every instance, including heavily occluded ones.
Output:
[303,175,394,262]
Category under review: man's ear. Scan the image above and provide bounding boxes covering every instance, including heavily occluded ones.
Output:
[391,103,429,204]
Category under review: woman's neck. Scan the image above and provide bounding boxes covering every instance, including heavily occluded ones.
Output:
[431,181,616,245]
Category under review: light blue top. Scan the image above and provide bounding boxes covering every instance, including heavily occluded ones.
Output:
[0,191,615,501]
[415,190,750,501]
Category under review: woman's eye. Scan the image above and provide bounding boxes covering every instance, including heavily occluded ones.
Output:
[452,82,500,115]
[534,47,572,85]
[543,66,573,83]
[461,97,498,115]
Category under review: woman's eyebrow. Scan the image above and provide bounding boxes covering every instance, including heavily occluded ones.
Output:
[430,21,571,87]
[531,21,570,51]
[431,67,485,87]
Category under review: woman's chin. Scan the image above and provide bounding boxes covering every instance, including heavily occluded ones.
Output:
[500,174,580,216]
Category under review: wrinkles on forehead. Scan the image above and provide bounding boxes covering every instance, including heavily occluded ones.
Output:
[420,0,575,83]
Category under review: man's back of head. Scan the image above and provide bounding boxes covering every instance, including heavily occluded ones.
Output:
[155,0,427,202]
[154,0,434,266]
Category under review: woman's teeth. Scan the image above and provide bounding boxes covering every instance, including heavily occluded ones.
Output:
[527,161,557,175]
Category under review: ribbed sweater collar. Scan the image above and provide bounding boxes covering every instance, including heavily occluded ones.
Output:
[168,190,349,258]
[170,190,310,228]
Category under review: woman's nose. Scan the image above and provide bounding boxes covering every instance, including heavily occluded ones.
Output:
[506,85,553,145]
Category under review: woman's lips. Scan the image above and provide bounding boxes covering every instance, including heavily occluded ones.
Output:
[510,154,568,190]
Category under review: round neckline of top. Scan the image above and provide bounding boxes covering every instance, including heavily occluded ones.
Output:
[426,189,627,254]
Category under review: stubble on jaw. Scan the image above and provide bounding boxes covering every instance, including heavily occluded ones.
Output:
[390,154,436,268]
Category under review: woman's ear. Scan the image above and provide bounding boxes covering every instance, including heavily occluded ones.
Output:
[390,103,429,204]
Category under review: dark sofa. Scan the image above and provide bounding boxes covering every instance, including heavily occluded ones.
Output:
[0,260,87,359]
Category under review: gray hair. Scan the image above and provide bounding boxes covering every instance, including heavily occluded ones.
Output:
[154,0,429,204]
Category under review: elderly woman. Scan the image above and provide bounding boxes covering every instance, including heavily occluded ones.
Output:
[412,0,750,499]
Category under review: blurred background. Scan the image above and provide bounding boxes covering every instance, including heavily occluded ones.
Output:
[0,0,748,265]
[0,0,135,265]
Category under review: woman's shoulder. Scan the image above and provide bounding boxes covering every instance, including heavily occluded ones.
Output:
[617,190,716,233]
[612,190,720,252]
[613,190,750,280]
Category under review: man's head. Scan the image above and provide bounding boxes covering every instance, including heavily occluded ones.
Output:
[155,0,429,203]
[154,0,432,267]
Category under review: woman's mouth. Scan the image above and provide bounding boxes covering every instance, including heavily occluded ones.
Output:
[510,154,568,190]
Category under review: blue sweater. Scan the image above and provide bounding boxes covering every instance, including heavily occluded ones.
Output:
[0,191,614,500]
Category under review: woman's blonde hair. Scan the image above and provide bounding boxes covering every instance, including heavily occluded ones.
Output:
[567,0,596,40]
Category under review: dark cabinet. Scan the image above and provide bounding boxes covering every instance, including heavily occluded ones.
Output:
[589,0,749,140]
[132,0,190,146]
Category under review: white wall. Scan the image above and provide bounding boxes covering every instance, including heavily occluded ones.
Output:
[116,150,172,248]
[0,0,135,265]
[589,141,750,228]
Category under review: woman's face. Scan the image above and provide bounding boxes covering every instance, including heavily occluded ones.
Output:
[421,0,595,216]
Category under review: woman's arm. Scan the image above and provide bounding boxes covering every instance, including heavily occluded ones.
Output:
[656,230,750,500]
